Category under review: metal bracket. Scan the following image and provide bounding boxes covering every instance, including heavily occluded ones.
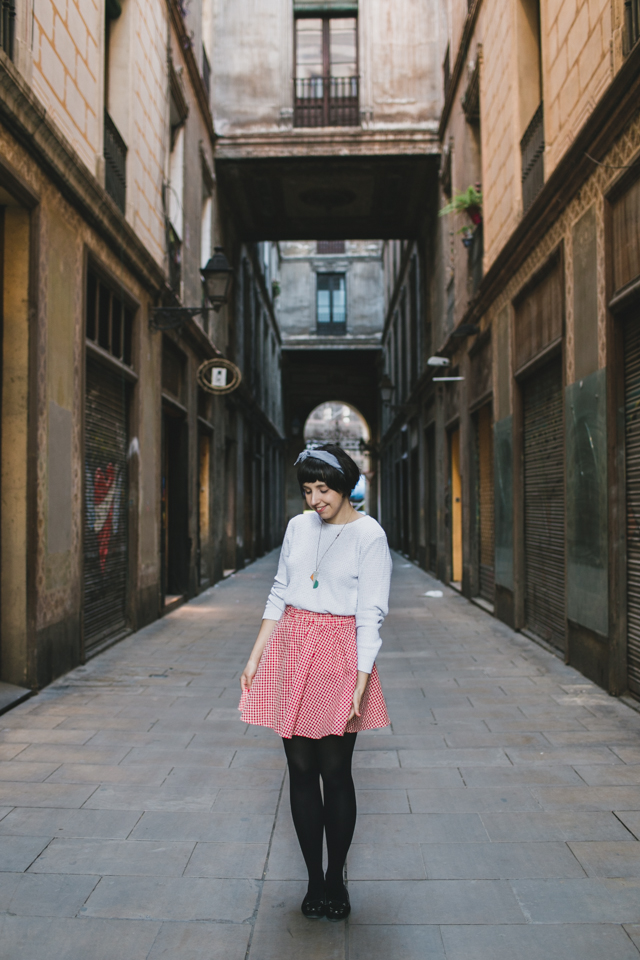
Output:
[149,306,214,331]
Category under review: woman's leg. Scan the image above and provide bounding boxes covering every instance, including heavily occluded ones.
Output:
[282,736,325,899]
[316,732,357,898]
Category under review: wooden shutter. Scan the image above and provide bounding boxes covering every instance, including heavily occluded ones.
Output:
[83,358,129,653]
[612,173,640,294]
[625,316,640,696]
[514,254,563,373]
[523,357,565,648]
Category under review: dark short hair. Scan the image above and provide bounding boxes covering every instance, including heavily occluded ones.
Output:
[297,443,361,499]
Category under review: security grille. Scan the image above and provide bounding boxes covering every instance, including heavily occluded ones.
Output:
[624,316,640,696]
[104,111,127,214]
[521,103,545,213]
[523,357,565,649]
[83,359,129,654]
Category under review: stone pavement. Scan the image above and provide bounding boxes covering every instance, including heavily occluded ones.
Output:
[2,553,640,958]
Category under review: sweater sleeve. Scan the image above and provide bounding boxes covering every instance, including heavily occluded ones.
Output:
[262,521,293,621]
[355,532,392,673]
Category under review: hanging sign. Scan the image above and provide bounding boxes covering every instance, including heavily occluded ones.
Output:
[197,358,242,395]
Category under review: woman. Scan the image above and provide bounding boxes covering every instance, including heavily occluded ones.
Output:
[239,443,392,921]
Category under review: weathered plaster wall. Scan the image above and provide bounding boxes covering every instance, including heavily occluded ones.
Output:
[212,0,445,135]
[277,241,384,338]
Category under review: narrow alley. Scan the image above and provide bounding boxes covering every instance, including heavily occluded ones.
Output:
[1,556,640,959]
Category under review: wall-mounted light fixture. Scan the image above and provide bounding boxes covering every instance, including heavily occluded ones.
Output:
[150,247,234,330]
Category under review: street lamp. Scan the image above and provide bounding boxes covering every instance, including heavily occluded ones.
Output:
[379,374,395,405]
[201,247,234,312]
[150,246,234,330]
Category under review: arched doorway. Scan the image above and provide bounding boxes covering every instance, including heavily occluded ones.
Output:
[302,402,372,513]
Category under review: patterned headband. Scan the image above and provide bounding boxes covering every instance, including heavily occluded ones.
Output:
[294,448,345,474]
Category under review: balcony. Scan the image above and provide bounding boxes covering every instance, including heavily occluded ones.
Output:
[103,111,127,215]
[293,76,359,128]
[520,102,544,214]
[0,0,15,59]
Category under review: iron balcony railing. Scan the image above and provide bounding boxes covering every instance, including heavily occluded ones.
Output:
[521,102,545,214]
[1,0,16,59]
[625,0,640,51]
[103,111,127,214]
[294,76,359,128]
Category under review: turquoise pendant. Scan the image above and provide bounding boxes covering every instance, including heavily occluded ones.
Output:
[311,571,319,588]
[313,579,319,589]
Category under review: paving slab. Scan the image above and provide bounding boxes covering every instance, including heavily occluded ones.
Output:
[29,837,196,876]
[440,923,640,960]
[568,841,640,877]
[5,550,640,957]
[81,875,260,921]
[146,921,250,960]
[0,872,98,917]
[512,877,640,922]
[348,924,446,960]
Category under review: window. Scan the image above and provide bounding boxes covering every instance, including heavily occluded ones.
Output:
[167,68,188,293]
[317,240,345,254]
[104,0,130,214]
[294,16,359,127]
[86,268,134,366]
[1,0,15,59]
[316,274,346,335]
[625,0,640,51]
[201,195,212,270]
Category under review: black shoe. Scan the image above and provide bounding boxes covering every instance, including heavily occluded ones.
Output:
[325,884,350,922]
[301,893,325,919]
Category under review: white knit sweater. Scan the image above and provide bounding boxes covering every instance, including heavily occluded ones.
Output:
[263,511,392,673]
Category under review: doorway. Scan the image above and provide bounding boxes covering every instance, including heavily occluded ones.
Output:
[450,427,462,584]
[161,412,189,603]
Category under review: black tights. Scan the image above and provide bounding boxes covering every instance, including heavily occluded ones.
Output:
[283,733,357,899]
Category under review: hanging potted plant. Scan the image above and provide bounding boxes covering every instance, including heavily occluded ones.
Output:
[439,184,483,247]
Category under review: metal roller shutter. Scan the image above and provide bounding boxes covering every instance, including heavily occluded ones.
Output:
[625,318,640,696]
[83,358,129,654]
[523,357,565,648]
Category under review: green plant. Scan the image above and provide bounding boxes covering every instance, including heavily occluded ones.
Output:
[439,184,483,220]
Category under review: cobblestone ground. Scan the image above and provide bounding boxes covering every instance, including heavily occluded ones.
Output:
[2,554,640,958]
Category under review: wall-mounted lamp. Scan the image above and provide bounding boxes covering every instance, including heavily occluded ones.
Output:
[427,356,451,367]
[379,374,395,405]
[150,247,234,330]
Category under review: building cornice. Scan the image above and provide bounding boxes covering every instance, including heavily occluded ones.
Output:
[214,127,439,161]
[441,40,640,354]
[438,0,483,140]
[0,52,166,295]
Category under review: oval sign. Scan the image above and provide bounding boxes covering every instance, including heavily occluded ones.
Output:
[197,358,242,395]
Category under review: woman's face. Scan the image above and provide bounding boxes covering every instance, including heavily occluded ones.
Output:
[302,480,346,521]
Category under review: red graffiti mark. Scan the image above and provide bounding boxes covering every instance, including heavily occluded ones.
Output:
[94,464,116,572]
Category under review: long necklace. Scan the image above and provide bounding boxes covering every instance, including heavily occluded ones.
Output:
[310,512,357,589]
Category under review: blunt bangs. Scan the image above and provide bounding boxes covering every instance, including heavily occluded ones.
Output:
[297,444,361,499]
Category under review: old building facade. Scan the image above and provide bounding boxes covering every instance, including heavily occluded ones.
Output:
[381,0,640,701]
[0,0,283,697]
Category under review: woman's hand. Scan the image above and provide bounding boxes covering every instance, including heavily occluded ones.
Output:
[240,659,259,693]
[348,671,370,722]
[239,619,279,694]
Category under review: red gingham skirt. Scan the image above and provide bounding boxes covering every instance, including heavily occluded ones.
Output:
[238,606,389,739]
